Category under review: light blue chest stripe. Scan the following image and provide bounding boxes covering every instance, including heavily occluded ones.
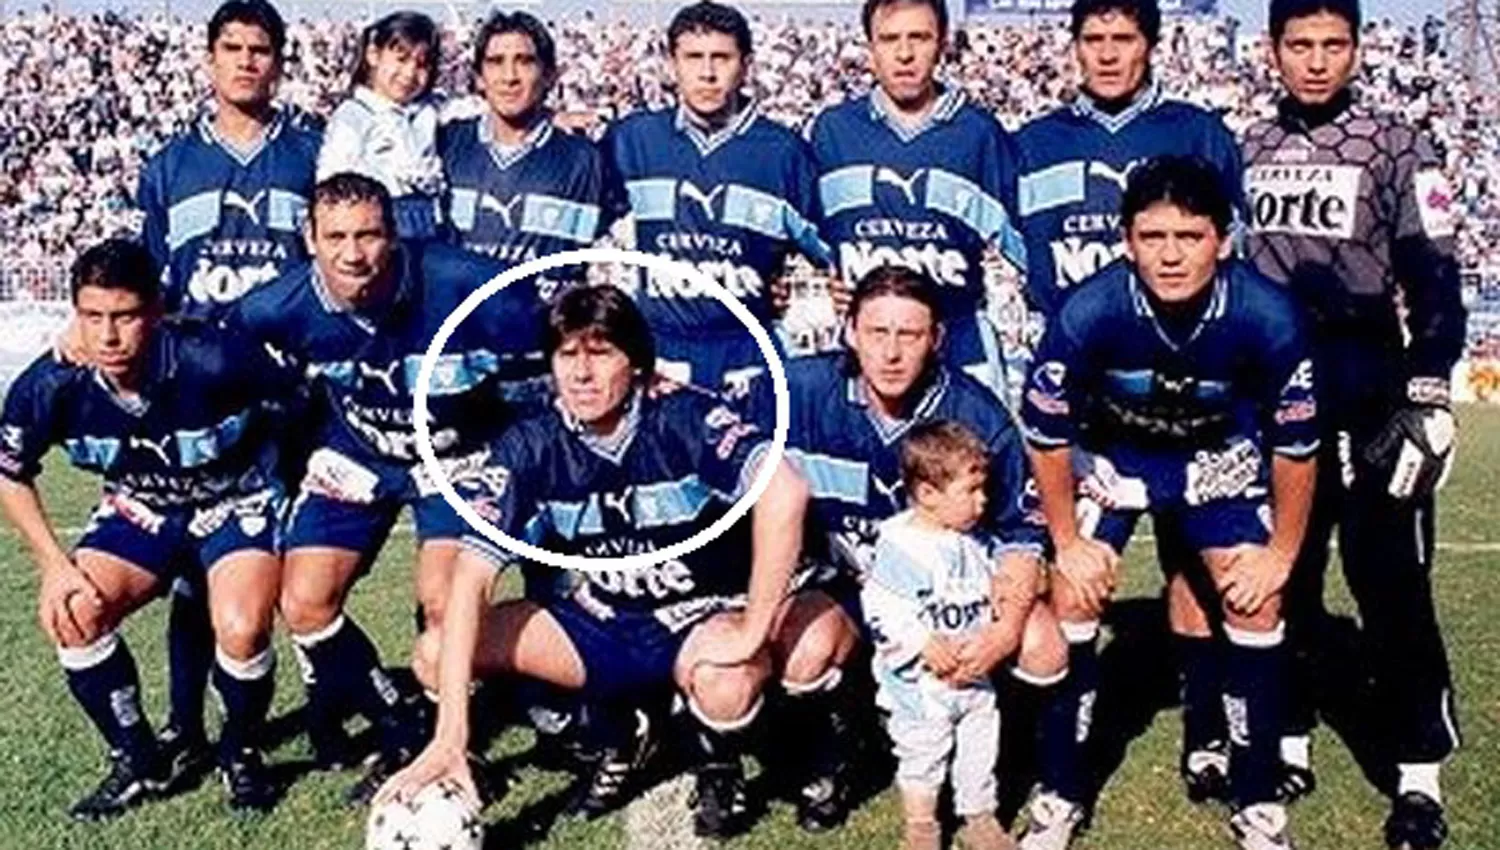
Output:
[721,183,832,263]
[634,474,713,529]
[788,449,868,504]
[306,349,505,397]
[818,166,875,217]
[64,436,121,470]
[167,192,222,251]
[520,194,599,244]
[448,188,480,232]
[627,179,678,222]
[175,410,252,468]
[1019,161,1087,218]
[265,189,308,233]
[924,169,1028,269]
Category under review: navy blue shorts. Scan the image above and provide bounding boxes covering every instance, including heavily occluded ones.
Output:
[75,488,281,581]
[1082,498,1272,557]
[547,594,688,700]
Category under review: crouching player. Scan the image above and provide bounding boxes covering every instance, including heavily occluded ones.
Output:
[0,240,297,817]
[376,285,809,837]
[863,420,1039,850]
[1019,157,1318,850]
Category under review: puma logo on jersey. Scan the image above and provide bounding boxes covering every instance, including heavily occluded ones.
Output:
[358,360,402,395]
[678,182,725,220]
[871,473,904,509]
[479,193,525,229]
[222,190,266,226]
[129,434,173,465]
[1087,160,1142,192]
[875,167,926,205]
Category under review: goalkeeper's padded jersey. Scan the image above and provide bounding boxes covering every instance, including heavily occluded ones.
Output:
[1242,91,1466,418]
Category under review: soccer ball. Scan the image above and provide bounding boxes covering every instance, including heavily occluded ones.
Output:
[365,779,484,850]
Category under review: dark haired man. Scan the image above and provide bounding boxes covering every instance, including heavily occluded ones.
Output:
[230,173,547,804]
[1242,2,1467,846]
[1021,156,1317,850]
[0,240,298,818]
[376,285,811,839]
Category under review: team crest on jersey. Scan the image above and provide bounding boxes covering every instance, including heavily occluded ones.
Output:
[0,424,23,456]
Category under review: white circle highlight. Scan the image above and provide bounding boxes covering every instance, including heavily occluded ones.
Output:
[411,247,790,574]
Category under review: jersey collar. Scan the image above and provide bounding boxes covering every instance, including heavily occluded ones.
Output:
[1127,266,1228,351]
[868,84,966,144]
[673,97,759,157]
[557,388,643,464]
[197,101,287,166]
[844,363,951,445]
[1070,76,1163,135]
[478,110,555,171]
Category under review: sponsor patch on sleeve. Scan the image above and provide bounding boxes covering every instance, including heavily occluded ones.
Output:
[1413,169,1457,240]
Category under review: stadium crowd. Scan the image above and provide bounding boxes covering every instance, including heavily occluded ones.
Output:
[1,6,1497,283]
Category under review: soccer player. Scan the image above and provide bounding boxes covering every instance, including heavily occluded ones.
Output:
[1012,0,1247,807]
[601,0,830,398]
[1020,157,1318,850]
[374,285,809,840]
[747,266,1062,834]
[442,10,605,299]
[0,240,296,817]
[1242,2,1467,846]
[130,0,320,777]
[806,0,1027,397]
[230,172,547,804]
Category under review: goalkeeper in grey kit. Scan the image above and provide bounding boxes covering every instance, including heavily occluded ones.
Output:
[1240,1,1467,848]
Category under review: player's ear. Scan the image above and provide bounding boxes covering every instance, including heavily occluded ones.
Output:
[1216,231,1233,262]
[303,219,317,255]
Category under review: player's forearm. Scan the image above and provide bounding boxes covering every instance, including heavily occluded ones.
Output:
[1394,237,1467,385]
[745,460,809,643]
[432,551,493,746]
[1029,446,1080,547]
[1268,455,1316,561]
[0,479,68,568]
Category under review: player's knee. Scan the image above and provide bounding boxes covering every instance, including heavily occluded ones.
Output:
[45,596,108,649]
[212,606,269,660]
[780,613,853,687]
[1048,582,1095,624]
[411,628,443,690]
[688,661,767,723]
[279,572,340,635]
[1017,606,1068,679]
[1224,596,1283,634]
[1167,574,1213,637]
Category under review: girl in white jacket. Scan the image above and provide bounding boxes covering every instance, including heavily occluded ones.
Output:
[318,12,445,240]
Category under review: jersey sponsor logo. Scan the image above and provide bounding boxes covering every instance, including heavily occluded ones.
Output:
[1184,439,1263,507]
[186,258,279,304]
[1246,164,1362,240]
[1413,169,1458,239]
[1276,399,1317,425]
[922,596,991,632]
[852,218,952,241]
[653,232,744,257]
[839,240,968,288]
[643,258,764,300]
[301,447,380,504]
[589,558,697,600]
[100,491,168,536]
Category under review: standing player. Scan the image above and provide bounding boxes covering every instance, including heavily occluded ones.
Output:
[1242,2,1467,847]
[807,0,1027,397]
[1011,0,1246,809]
[231,173,546,804]
[747,266,1064,834]
[1021,157,1318,850]
[601,0,830,399]
[374,285,810,839]
[0,240,296,817]
[443,10,605,299]
[132,0,320,788]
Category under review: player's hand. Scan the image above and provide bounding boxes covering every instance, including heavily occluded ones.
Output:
[829,274,852,316]
[373,740,479,809]
[770,277,791,314]
[1053,538,1118,617]
[948,625,1010,685]
[51,317,89,366]
[693,615,766,669]
[1217,545,1293,617]
[921,634,962,678]
[37,556,103,646]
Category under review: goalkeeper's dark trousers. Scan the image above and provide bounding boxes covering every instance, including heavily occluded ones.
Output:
[1282,427,1460,766]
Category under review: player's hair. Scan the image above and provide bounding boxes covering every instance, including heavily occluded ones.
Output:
[1121,155,1234,237]
[1270,0,1361,44]
[70,239,160,306]
[667,1,753,56]
[1069,0,1161,47]
[472,11,558,80]
[861,0,949,40]
[546,286,657,377]
[352,11,440,97]
[900,419,989,494]
[847,265,944,330]
[207,0,286,58]
[309,172,395,234]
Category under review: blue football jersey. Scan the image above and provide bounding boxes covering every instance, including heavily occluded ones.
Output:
[0,320,294,508]
[1014,82,1244,316]
[748,354,1046,582]
[137,106,321,319]
[601,104,830,337]
[808,89,1027,373]
[1021,259,1319,505]
[230,242,546,472]
[442,115,604,300]
[460,384,770,631]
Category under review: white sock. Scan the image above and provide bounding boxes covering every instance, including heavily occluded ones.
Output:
[1397,763,1442,805]
[1279,735,1310,770]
